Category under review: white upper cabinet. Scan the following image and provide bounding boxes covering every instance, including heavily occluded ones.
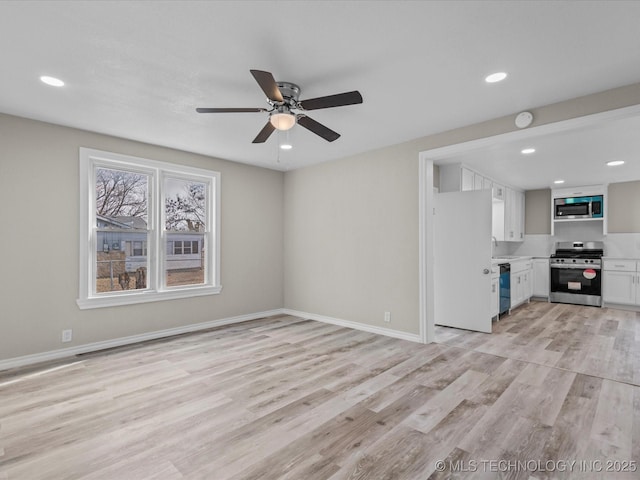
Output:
[504,187,525,242]
[505,187,515,241]
[473,172,484,191]
[438,164,525,243]
[461,167,475,191]
[516,189,525,241]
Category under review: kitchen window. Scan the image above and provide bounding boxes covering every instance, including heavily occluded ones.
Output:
[77,148,221,309]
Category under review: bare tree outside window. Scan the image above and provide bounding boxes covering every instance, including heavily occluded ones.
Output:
[164,178,207,286]
[165,181,206,231]
[96,168,148,220]
[95,167,149,293]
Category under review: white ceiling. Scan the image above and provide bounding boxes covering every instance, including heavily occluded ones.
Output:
[434,111,640,190]
[1,1,640,173]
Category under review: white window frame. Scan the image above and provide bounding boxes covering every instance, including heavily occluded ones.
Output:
[77,148,221,309]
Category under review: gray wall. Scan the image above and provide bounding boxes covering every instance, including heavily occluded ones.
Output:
[525,189,551,234]
[284,141,420,333]
[284,83,640,336]
[0,114,284,361]
[607,180,640,233]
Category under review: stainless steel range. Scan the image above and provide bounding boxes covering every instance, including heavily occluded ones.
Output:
[549,241,603,307]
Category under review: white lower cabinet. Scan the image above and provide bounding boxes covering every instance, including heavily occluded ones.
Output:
[510,259,533,309]
[532,258,549,297]
[603,259,639,305]
[491,273,500,319]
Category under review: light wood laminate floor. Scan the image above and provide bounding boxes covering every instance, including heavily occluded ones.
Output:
[1,302,639,479]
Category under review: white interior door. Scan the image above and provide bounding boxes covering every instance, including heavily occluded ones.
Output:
[434,189,493,333]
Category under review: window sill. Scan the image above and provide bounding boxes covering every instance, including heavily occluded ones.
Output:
[76,285,223,310]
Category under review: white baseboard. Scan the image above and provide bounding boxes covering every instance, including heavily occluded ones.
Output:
[0,309,284,372]
[0,308,423,372]
[602,302,640,312]
[282,309,423,343]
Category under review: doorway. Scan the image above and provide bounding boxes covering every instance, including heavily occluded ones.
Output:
[419,103,640,343]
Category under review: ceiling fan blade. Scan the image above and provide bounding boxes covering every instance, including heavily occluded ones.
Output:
[252,121,276,143]
[250,69,284,103]
[299,91,363,111]
[196,107,267,113]
[297,115,340,142]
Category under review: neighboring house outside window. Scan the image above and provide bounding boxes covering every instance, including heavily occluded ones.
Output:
[77,148,221,309]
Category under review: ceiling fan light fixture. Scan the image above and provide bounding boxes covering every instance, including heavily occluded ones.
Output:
[270,112,296,131]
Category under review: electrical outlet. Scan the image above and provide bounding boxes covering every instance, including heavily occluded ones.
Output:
[384,311,391,323]
[61,329,73,343]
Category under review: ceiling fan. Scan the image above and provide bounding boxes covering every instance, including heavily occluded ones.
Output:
[196,69,363,143]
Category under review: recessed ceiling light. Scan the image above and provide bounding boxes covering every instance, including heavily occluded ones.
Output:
[554,180,565,184]
[521,148,536,155]
[606,160,624,166]
[280,144,292,150]
[485,72,507,83]
[40,75,65,87]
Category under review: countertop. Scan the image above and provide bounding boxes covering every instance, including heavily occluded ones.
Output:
[491,256,533,264]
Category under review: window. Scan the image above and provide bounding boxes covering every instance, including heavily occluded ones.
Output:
[132,241,147,256]
[171,240,199,255]
[78,148,221,309]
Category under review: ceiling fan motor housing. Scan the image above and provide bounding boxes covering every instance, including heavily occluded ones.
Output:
[275,82,301,106]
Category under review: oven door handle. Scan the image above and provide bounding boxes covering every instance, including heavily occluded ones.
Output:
[550,264,601,270]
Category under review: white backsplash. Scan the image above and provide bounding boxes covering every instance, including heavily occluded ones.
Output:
[511,231,640,258]
[600,233,640,257]
[513,235,554,257]
[492,242,515,257]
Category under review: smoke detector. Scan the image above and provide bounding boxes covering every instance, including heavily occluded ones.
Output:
[515,111,534,129]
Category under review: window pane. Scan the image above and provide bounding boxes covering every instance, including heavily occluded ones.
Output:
[95,167,149,293]
[164,177,206,287]
[132,241,146,256]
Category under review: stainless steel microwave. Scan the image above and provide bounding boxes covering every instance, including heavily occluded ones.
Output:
[554,195,604,220]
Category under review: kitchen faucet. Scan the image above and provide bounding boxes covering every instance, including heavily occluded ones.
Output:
[492,236,498,247]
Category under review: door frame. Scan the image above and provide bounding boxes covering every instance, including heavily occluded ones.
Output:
[418,103,640,343]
